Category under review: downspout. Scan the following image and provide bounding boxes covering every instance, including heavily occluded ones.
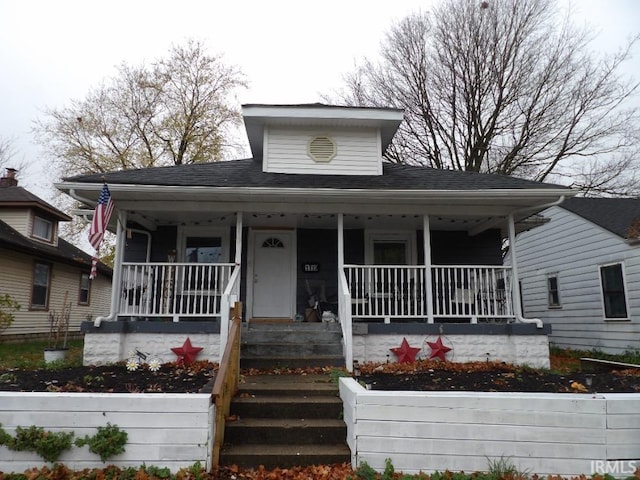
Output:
[94,210,127,326]
[507,195,566,328]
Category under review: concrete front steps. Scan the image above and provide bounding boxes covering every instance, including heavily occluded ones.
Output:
[240,321,344,370]
[219,374,351,469]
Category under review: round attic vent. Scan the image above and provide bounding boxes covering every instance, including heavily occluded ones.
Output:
[308,136,336,163]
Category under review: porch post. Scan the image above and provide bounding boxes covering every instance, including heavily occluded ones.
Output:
[111,210,127,318]
[337,213,344,268]
[507,213,523,320]
[423,215,434,323]
[234,212,243,265]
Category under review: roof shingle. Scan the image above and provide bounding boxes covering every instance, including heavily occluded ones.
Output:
[64,159,566,191]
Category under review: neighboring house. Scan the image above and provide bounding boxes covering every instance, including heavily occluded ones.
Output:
[0,169,112,340]
[512,197,640,354]
[57,103,573,368]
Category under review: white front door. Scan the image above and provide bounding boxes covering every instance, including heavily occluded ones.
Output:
[251,231,294,318]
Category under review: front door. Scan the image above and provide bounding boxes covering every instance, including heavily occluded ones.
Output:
[251,231,294,318]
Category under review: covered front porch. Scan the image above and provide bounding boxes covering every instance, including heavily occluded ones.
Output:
[97,206,539,370]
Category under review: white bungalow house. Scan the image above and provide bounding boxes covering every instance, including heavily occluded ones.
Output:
[56,104,574,369]
[510,197,640,354]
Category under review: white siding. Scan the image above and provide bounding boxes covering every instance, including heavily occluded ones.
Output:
[513,206,640,353]
[263,126,382,175]
[0,248,111,338]
[0,392,213,472]
[340,379,640,478]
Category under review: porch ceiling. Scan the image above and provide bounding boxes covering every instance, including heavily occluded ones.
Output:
[61,182,566,234]
[119,210,521,234]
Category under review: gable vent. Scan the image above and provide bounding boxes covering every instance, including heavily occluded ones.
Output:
[308,136,336,163]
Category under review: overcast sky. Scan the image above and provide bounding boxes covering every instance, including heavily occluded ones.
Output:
[1,0,638,201]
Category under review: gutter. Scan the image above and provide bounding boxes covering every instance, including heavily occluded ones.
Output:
[68,188,95,207]
[507,195,567,328]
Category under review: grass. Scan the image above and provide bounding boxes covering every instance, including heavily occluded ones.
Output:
[549,345,640,373]
[0,339,83,369]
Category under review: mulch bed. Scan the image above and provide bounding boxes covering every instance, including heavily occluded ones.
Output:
[356,359,640,393]
[1,359,639,393]
[0,361,217,393]
[359,366,640,393]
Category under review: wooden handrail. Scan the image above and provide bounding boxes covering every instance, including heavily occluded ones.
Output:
[211,301,242,469]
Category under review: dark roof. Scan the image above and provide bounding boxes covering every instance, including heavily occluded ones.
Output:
[63,158,566,191]
[560,197,640,238]
[0,219,112,276]
[0,186,71,221]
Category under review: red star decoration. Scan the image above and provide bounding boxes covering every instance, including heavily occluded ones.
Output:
[390,337,421,363]
[427,336,452,361]
[171,337,203,365]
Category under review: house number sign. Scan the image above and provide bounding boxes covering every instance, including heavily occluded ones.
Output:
[303,263,320,273]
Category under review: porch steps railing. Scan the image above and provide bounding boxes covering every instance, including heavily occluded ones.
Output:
[211,302,242,468]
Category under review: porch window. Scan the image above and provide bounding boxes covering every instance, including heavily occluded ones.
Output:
[366,231,416,265]
[185,236,223,263]
[547,275,561,308]
[600,263,628,319]
[31,262,51,309]
[374,241,407,265]
[79,272,90,305]
[32,216,53,242]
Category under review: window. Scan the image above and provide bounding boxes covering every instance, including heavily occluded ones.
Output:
[31,262,51,309]
[262,237,284,248]
[185,236,223,263]
[547,275,561,307]
[178,227,229,264]
[79,273,90,305]
[374,241,408,265]
[178,227,229,293]
[365,231,416,266]
[32,216,53,242]
[600,263,628,319]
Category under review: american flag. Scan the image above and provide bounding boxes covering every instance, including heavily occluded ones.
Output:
[88,183,114,279]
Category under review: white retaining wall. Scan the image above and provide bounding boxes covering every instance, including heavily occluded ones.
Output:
[352,333,550,368]
[339,378,640,478]
[0,392,213,473]
[83,333,221,365]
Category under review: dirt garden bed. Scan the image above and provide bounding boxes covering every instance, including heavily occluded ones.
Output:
[1,358,639,393]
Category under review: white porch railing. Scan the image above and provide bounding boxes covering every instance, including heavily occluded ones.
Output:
[344,264,513,322]
[119,262,235,321]
[432,265,513,321]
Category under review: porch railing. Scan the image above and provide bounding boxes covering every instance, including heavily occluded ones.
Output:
[119,262,235,321]
[344,264,513,322]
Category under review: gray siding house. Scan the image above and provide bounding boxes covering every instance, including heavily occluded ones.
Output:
[57,103,573,368]
[512,197,640,354]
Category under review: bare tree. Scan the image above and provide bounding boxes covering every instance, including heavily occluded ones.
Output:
[332,0,640,195]
[0,136,29,174]
[34,39,247,175]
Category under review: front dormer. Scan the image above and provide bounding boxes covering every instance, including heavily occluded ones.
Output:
[0,168,71,247]
[242,104,403,176]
